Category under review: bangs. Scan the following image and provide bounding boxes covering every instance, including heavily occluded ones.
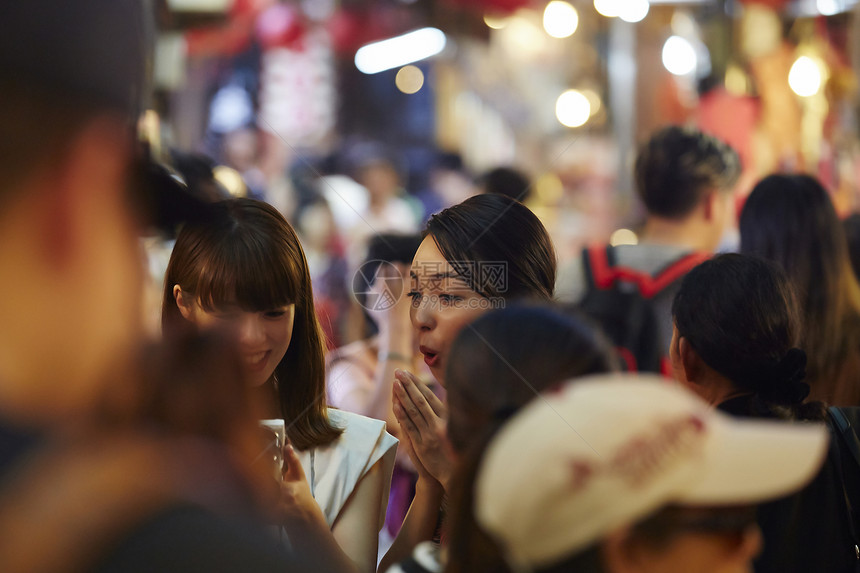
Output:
[192,230,301,312]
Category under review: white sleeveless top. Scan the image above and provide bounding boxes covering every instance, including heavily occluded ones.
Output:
[295,409,398,529]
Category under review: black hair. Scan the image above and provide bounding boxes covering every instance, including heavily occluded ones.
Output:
[0,1,148,206]
[445,305,615,452]
[740,174,860,406]
[476,167,531,202]
[444,305,615,573]
[435,151,465,172]
[634,126,740,219]
[842,213,860,281]
[425,194,556,301]
[365,233,424,272]
[169,150,229,202]
[672,254,824,420]
[352,233,423,333]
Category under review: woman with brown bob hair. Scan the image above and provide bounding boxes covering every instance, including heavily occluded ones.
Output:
[162,198,397,573]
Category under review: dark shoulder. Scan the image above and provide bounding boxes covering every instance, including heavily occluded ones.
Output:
[96,504,298,573]
[0,418,40,476]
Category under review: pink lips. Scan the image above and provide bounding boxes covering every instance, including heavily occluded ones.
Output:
[419,345,439,368]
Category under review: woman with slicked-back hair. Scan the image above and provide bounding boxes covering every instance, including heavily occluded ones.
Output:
[380,194,557,571]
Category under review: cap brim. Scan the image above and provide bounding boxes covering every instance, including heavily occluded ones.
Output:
[679,412,829,506]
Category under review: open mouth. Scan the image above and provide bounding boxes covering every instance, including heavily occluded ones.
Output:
[419,346,439,368]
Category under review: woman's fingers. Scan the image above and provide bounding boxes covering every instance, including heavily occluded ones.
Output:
[393,397,421,443]
[393,375,428,428]
[414,379,447,418]
[395,370,438,426]
[281,443,306,482]
[394,411,434,480]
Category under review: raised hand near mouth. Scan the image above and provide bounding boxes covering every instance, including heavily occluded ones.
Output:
[392,368,453,492]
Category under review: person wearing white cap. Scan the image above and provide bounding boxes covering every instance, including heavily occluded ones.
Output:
[473,374,829,573]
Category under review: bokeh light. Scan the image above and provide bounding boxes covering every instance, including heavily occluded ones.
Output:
[618,0,649,23]
[395,65,425,94]
[556,90,592,128]
[543,1,579,38]
[355,27,446,74]
[610,228,639,246]
[594,0,618,18]
[662,36,697,76]
[788,56,823,97]
[484,13,508,29]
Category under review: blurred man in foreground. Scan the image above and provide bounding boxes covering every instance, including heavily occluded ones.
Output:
[0,3,299,571]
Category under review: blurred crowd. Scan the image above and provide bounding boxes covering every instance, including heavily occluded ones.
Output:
[2,3,860,573]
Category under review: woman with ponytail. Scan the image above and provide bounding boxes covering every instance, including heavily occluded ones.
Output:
[671,254,823,421]
[670,254,856,572]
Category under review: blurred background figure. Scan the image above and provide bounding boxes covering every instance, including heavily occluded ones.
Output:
[0,2,308,571]
[558,126,741,375]
[740,175,860,407]
[292,192,351,347]
[416,151,476,218]
[475,166,532,203]
[343,144,424,268]
[326,233,424,549]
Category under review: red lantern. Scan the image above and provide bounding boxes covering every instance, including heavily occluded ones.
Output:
[442,0,531,14]
[256,3,307,50]
[735,0,789,11]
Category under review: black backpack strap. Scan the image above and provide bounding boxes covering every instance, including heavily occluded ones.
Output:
[582,245,618,292]
[831,407,860,467]
[828,407,860,565]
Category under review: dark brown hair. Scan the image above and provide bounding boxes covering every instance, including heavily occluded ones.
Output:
[425,194,556,301]
[672,254,825,420]
[740,175,860,406]
[444,305,614,573]
[162,198,341,449]
[635,126,740,219]
[0,82,108,207]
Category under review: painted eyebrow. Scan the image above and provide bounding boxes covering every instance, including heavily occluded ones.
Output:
[409,271,463,280]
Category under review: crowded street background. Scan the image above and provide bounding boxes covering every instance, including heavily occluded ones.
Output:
[1,1,860,572]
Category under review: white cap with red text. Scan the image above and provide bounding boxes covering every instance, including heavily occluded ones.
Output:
[474,374,828,571]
